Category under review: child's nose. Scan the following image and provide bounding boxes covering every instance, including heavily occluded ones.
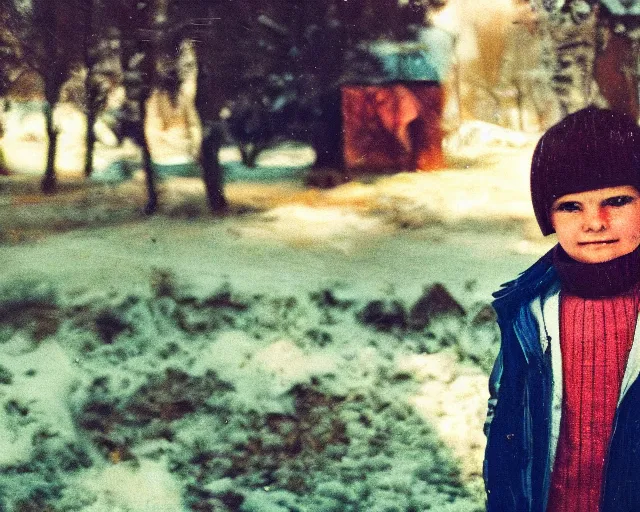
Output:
[583,207,607,231]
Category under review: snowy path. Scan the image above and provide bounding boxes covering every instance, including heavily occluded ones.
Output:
[0,212,550,306]
[0,135,553,305]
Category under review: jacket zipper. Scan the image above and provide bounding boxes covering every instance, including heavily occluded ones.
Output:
[541,339,553,512]
[514,298,554,512]
[523,384,534,509]
[513,312,541,511]
[599,408,619,510]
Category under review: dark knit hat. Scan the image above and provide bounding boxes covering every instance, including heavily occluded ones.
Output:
[531,106,640,236]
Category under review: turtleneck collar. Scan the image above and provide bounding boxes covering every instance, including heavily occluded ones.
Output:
[553,243,640,299]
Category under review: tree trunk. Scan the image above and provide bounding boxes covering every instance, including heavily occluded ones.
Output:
[40,0,62,194]
[313,89,343,170]
[194,58,227,213]
[530,0,598,116]
[140,96,158,215]
[41,101,57,193]
[117,5,159,214]
[83,0,96,177]
[239,143,265,168]
[201,121,227,213]
[84,104,97,177]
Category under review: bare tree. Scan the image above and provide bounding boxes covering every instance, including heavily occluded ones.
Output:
[110,0,173,213]
[166,0,257,212]
[529,0,640,119]
[0,3,25,98]
[1,0,89,191]
[83,0,98,177]
[34,0,86,192]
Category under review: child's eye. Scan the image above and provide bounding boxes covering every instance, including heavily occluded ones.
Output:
[602,195,636,207]
[553,201,581,212]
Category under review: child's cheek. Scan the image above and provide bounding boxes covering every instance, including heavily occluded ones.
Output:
[624,209,640,245]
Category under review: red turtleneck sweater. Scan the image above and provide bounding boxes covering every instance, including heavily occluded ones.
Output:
[546,289,640,512]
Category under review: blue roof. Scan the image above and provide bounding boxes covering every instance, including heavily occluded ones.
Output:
[368,41,441,82]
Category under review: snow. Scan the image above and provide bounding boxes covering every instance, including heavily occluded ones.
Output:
[0,105,556,510]
[191,333,338,413]
[76,459,184,512]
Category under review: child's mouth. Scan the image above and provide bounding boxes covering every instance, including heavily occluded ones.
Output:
[578,240,618,246]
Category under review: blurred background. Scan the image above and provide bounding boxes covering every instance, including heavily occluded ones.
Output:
[0,0,637,510]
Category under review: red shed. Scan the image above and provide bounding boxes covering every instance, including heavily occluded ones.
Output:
[341,30,453,173]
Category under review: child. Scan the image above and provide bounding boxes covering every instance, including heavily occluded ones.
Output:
[483,106,640,512]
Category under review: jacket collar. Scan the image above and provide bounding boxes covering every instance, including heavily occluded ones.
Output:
[492,247,559,314]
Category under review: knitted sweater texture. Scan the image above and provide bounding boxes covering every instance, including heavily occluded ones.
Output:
[547,288,640,511]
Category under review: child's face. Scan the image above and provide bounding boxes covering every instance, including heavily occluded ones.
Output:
[551,185,640,264]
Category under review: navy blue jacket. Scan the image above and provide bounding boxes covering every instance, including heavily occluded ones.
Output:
[484,249,640,511]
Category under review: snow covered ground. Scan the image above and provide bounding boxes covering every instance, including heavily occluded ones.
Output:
[0,112,554,511]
